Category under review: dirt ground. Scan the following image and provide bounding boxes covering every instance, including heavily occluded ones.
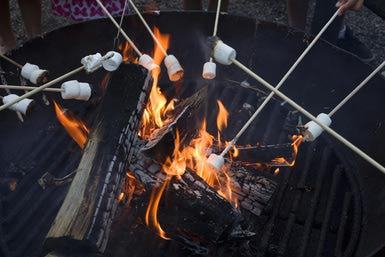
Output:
[8,0,385,68]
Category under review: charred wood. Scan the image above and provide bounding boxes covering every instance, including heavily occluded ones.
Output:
[44,64,151,253]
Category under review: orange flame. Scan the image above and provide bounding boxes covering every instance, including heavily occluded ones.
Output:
[271,135,303,166]
[53,101,89,148]
[118,41,138,63]
[216,100,229,149]
[145,178,171,240]
[140,26,174,138]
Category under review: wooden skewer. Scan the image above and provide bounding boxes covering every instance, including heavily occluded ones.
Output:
[220,8,341,157]
[209,0,222,63]
[95,0,143,57]
[0,54,23,69]
[127,0,168,56]
[329,60,385,117]
[0,84,63,92]
[230,57,385,174]
[0,66,84,113]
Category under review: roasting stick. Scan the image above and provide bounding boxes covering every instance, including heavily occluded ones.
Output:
[0,66,84,113]
[127,0,184,81]
[96,0,161,72]
[329,60,385,117]
[301,60,385,141]
[0,64,25,121]
[0,54,23,69]
[202,0,222,79]
[0,85,63,92]
[96,0,142,57]
[215,8,341,159]
[229,57,385,173]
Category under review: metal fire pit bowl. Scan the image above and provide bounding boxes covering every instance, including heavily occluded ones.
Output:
[0,11,385,257]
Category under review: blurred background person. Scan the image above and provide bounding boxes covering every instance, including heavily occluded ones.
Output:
[0,0,42,54]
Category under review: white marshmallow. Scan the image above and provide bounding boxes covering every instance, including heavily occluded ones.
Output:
[303,113,332,142]
[61,80,92,101]
[206,154,225,171]
[81,53,103,72]
[102,51,123,71]
[213,40,236,65]
[164,55,184,81]
[21,63,39,80]
[2,94,34,115]
[138,54,160,71]
[21,63,48,84]
[202,62,216,80]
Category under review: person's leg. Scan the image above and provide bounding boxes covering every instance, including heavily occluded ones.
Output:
[18,0,42,39]
[208,0,229,12]
[183,0,203,10]
[0,0,16,53]
[287,0,310,30]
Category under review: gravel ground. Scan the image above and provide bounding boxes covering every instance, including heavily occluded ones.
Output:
[8,0,385,67]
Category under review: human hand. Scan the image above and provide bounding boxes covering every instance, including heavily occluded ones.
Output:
[336,0,364,15]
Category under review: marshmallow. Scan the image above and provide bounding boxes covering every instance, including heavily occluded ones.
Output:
[202,62,216,80]
[21,63,48,84]
[164,55,184,81]
[213,40,236,65]
[102,51,123,71]
[61,80,92,101]
[206,154,225,171]
[303,113,332,142]
[29,69,49,84]
[2,94,34,115]
[81,53,103,72]
[138,54,160,71]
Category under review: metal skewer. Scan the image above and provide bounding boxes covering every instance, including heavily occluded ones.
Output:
[95,0,143,57]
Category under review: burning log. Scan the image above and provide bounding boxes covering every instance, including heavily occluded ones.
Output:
[44,64,152,253]
[141,86,208,163]
[129,149,245,244]
[235,143,294,164]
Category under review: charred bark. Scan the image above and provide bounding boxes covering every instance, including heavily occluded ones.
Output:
[44,64,152,253]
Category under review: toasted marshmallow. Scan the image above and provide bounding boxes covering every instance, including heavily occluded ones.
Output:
[202,62,216,80]
[213,40,236,65]
[102,51,123,71]
[81,53,103,72]
[2,94,34,115]
[61,80,92,101]
[303,113,332,142]
[164,55,184,81]
[139,54,160,72]
[21,63,48,85]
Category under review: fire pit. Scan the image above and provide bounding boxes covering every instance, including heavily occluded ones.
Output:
[0,11,384,257]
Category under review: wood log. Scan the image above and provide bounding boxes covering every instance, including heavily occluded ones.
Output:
[129,145,277,243]
[44,64,152,254]
[223,162,278,216]
[129,151,244,244]
[141,86,208,164]
[235,143,294,164]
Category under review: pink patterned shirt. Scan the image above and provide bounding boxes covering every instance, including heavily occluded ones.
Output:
[52,0,129,21]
